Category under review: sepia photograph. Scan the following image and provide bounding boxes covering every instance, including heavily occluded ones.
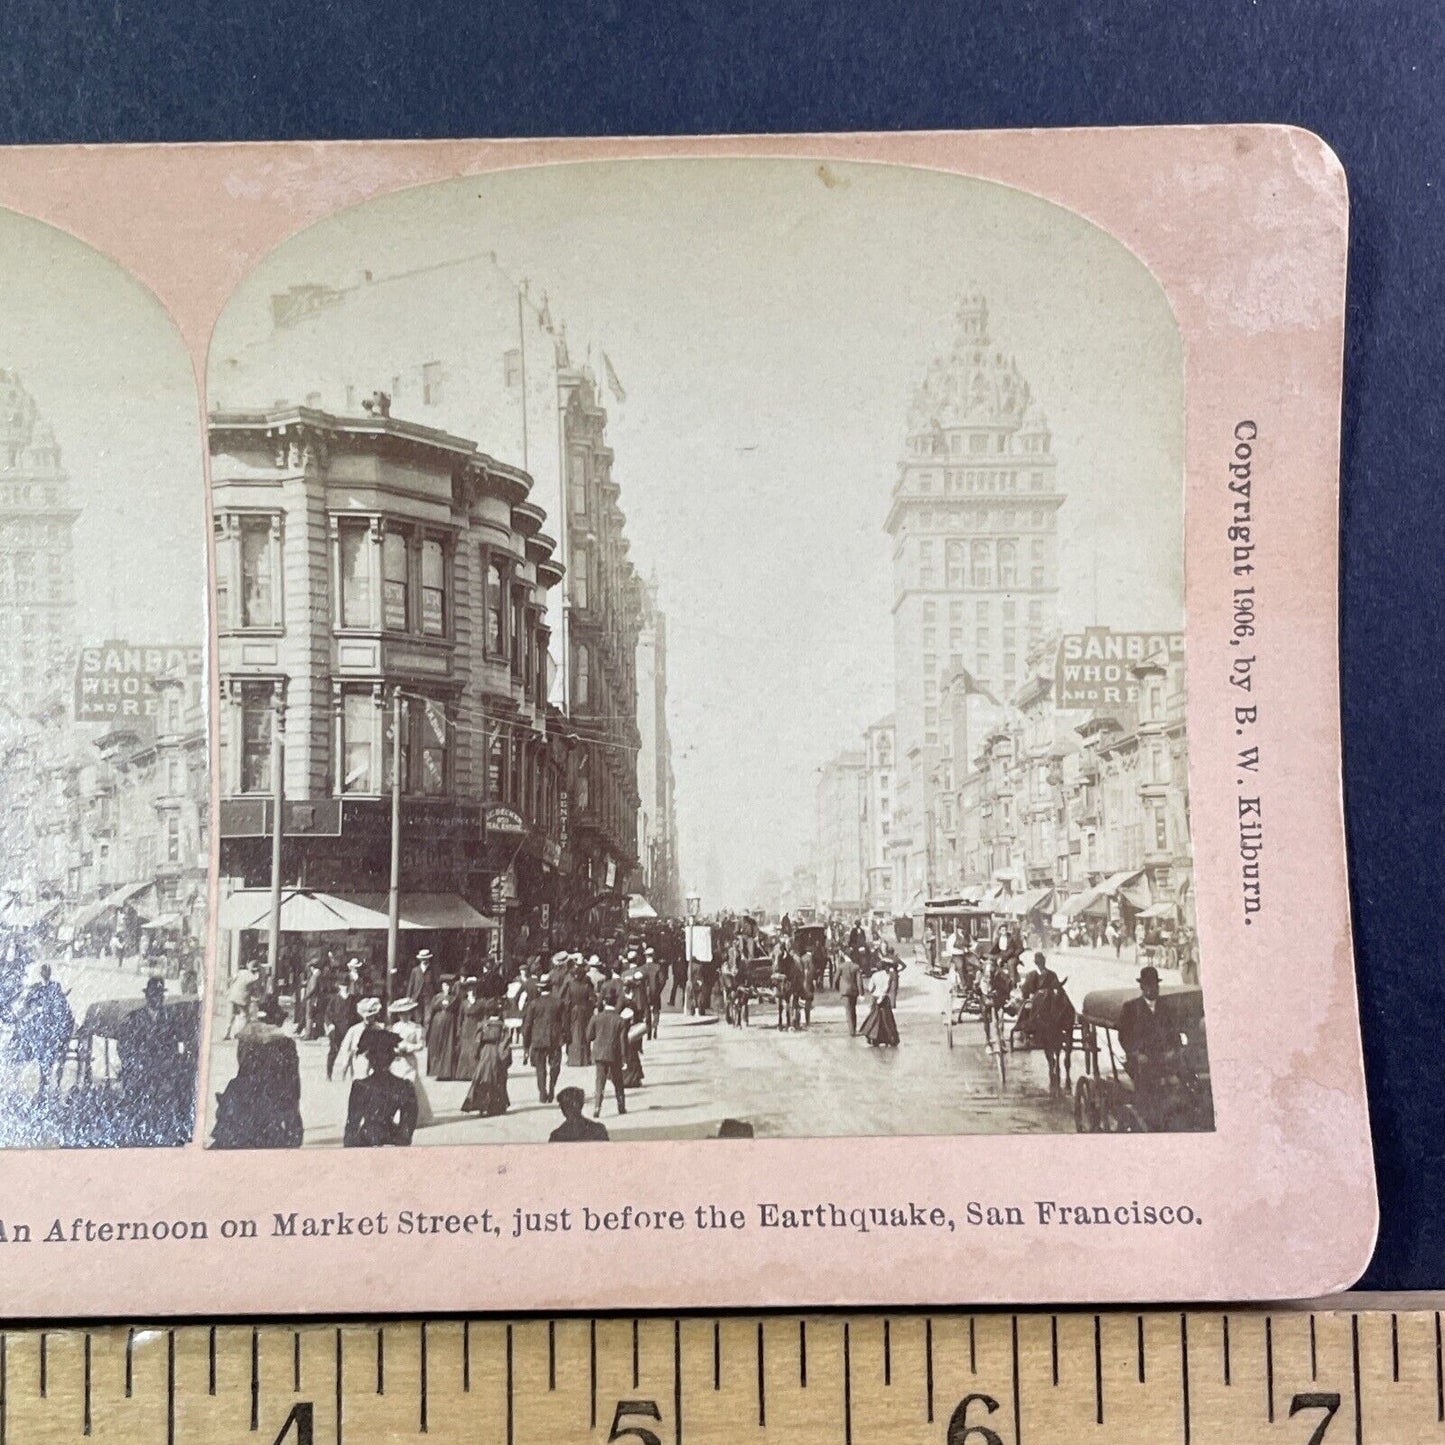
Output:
[0,207,208,1147]
[203,158,1210,1149]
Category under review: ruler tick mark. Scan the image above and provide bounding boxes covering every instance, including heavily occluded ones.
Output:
[1436,1312,1443,1421]
[375,1326,384,1394]
[1137,1315,1145,1383]
[884,1318,891,1386]
[1094,1314,1103,1425]
[1265,1316,1275,1423]
[1,1332,6,1445]
[463,1320,471,1393]
[335,1328,343,1445]
[166,1329,175,1445]
[673,1319,683,1445]
[1180,1314,1191,1445]
[1050,1315,1058,1386]
[419,1320,428,1434]
[1310,1314,1318,1380]
[969,1315,977,1374]
[294,1329,302,1392]
[799,1319,807,1387]
[1391,1311,1400,1382]
[632,1317,640,1388]
[251,1325,260,1430]
[506,1324,515,1445]
[925,1318,934,1423]
[548,1319,556,1391]
[83,1332,92,1437]
[208,1325,217,1396]
[590,1319,598,1427]
[1222,1315,1230,1386]
[843,1322,852,1445]
[38,1331,46,1398]
[1352,1314,1362,1445]
[1011,1315,1022,1445]
[125,1327,134,1399]
[711,1320,719,1392]
[757,1322,766,1427]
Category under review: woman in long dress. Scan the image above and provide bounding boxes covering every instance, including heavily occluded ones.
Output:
[859,964,900,1048]
[460,1005,510,1117]
[454,981,486,1082]
[424,981,457,1079]
[562,964,595,1068]
[387,998,434,1128]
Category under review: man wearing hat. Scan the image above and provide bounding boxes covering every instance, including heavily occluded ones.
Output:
[521,977,566,1104]
[406,949,439,1013]
[1118,965,1181,1091]
[324,973,361,1081]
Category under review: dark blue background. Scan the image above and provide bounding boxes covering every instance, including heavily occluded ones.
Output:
[1,0,1440,1290]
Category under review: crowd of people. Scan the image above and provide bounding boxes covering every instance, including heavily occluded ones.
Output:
[211,932,688,1150]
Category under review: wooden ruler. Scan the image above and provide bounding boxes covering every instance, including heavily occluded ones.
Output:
[0,1306,1440,1442]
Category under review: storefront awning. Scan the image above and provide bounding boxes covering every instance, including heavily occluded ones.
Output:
[141,913,184,931]
[217,889,496,933]
[627,894,659,920]
[1137,900,1178,920]
[1061,870,1146,918]
[998,886,1054,917]
[71,880,156,931]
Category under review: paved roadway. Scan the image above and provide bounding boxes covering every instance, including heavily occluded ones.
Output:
[207,944,1179,1148]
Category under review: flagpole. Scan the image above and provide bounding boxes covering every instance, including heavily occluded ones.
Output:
[517,283,529,473]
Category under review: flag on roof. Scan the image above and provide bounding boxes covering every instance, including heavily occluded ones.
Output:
[602,351,627,404]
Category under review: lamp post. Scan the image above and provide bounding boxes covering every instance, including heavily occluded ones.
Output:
[386,685,402,1006]
[265,690,286,985]
[685,891,700,921]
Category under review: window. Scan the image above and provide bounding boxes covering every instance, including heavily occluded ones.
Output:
[167,755,184,794]
[383,528,409,630]
[1030,567,1045,587]
[414,698,448,795]
[971,541,992,588]
[569,453,588,515]
[570,542,590,608]
[422,361,444,406]
[1003,653,1016,680]
[1002,601,1016,623]
[213,523,232,624]
[504,349,522,388]
[969,432,988,454]
[240,517,278,627]
[341,690,379,793]
[575,645,590,707]
[1153,802,1169,852]
[165,813,182,863]
[338,520,375,628]
[487,730,504,800]
[486,557,506,655]
[998,541,1017,587]
[1029,601,1043,625]
[510,587,526,675]
[947,541,966,588]
[421,538,446,636]
[976,601,990,622]
[237,684,274,795]
[1031,472,1044,490]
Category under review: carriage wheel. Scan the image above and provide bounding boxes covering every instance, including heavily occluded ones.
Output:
[944,1009,955,1050]
[1075,1076,1102,1133]
[993,1018,1008,1086]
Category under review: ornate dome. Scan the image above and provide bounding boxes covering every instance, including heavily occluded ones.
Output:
[0,372,63,472]
[905,295,1032,437]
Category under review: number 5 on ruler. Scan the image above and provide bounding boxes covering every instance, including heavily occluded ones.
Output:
[608,1397,664,1444]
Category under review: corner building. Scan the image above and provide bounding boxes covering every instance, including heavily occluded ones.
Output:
[210,407,566,989]
[884,297,1064,917]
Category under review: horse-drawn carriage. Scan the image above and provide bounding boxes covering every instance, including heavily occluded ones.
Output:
[1072,985,1212,1133]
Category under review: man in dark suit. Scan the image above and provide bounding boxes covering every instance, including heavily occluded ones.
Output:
[586,998,627,1117]
[548,1086,610,1142]
[522,979,565,1103]
[1117,966,1180,1085]
[835,953,862,1036]
[405,949,439,1013]
[325,979,360,1081]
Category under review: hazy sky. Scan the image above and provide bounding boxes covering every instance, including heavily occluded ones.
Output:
[212,159,1183,906]
[0,207,206,648]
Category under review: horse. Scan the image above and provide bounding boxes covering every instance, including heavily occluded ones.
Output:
[1025,980,1076,1099]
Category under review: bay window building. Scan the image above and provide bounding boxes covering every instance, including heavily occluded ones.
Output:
[211,404,565,990]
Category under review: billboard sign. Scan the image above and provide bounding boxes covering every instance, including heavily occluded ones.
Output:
[74,641,203,723]
[1055,628,1184,709]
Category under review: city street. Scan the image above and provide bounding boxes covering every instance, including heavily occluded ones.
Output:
[204,946,1168,1148]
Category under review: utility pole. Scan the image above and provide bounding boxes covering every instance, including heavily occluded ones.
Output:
[266,691,286,984]
[386,685,402,1006]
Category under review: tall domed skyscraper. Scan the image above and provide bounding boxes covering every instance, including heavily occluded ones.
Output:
[883,297,1064,913]
[0,371,78,718]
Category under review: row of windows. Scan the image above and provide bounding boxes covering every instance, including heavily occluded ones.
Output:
[914,507,1051,529]
[224,682,561,831]
[215,511,550,708]
[924,599,1046,626]
[911,467,1049,494]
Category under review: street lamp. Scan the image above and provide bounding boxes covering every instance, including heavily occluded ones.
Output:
[685,891,700,920]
